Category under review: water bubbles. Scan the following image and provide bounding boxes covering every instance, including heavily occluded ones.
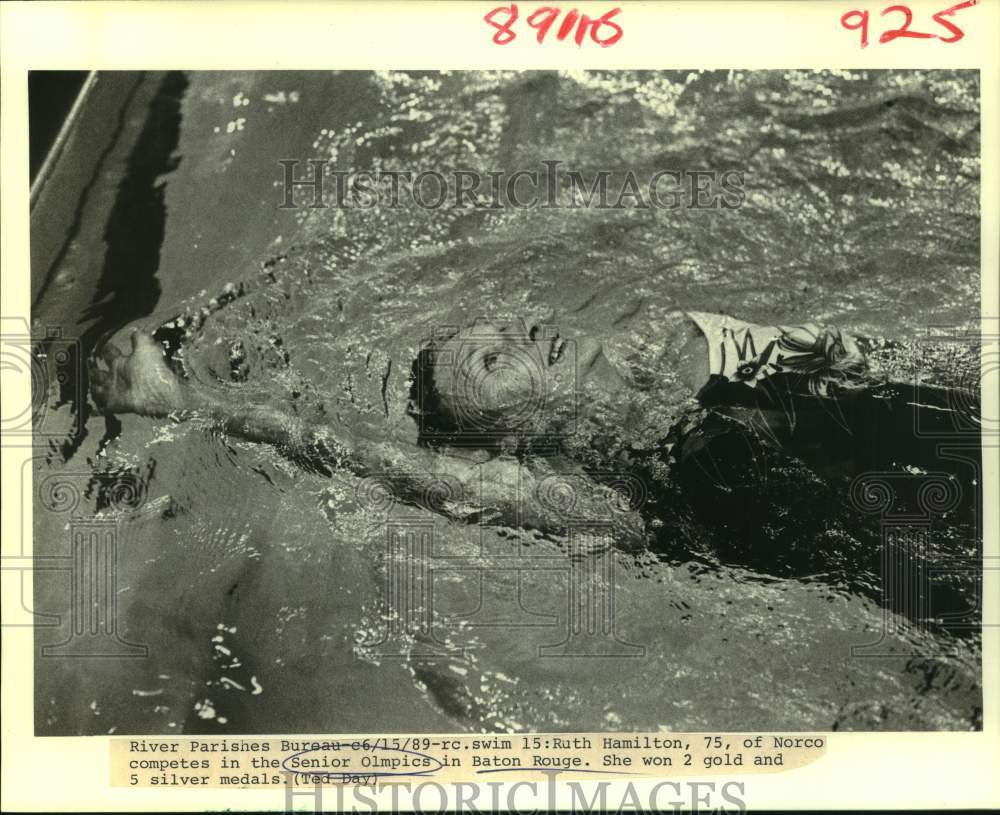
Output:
[194,698,218,720]
[262,90,300,104]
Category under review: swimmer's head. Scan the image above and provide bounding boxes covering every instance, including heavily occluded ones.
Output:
[411,318,600,445]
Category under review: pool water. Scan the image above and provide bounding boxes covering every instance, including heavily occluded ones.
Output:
[33,70,982,734]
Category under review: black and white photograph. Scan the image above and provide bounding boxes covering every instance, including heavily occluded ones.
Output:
[25,66,985,741]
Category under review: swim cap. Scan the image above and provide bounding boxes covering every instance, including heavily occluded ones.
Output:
[686,312,867,397]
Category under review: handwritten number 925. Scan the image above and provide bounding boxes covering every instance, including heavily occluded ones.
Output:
[841,0,977,48]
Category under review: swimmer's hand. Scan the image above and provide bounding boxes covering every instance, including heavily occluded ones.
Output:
[90,331,190,418]
[89,330,314,452]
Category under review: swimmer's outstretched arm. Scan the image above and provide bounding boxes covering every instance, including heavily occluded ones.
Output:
[91,333,648,551]
[89,331,361,463]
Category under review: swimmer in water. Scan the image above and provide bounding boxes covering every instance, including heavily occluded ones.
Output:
[88,311,972,555]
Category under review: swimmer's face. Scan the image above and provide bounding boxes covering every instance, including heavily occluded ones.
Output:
[427,319,601,435]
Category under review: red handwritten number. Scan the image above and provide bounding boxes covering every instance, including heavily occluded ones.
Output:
[842,2,977,47]
[485,4,518,45]
[557,9,580,40]
[527,6,560,42]
[486,5,622,47]
[841,9,870,47]
[590,8,624,46]
[879,4,934,42]
[931,0,978,43]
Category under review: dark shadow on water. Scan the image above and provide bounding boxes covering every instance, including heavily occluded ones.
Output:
[57,71,189,461]
[649,383,983,638]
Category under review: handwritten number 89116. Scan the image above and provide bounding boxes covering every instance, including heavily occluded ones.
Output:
[485,5,623,47]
